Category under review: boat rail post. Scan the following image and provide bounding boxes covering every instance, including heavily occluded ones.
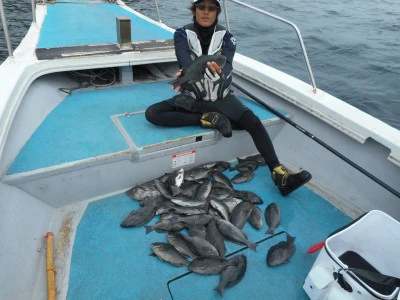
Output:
[222,0,230,31]
[226,0,317,93]
[0,0,14,57]
[31,0,36,24]
[154,0,162,23]
[116,16,134,84]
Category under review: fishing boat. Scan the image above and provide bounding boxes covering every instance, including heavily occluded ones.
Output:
[1,0,399,299]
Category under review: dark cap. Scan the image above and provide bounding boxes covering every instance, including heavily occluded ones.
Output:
[193,0,221,6]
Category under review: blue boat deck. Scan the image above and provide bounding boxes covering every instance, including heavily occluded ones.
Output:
[35,2,174,59]
[8,80,286,175]
[67,165,351,299]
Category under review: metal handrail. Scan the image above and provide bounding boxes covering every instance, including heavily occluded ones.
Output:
[223,0,317,93]
[31,0,36,24]
[0,0,13,57]
[154,0,162,23]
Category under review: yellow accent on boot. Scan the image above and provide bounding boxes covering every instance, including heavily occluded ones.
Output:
[201,113,215,128]
[272,165,289,187]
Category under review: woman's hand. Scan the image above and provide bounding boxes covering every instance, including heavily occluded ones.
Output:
[171,70,183,93]
[206,61,222,75]
[203,61,224,101]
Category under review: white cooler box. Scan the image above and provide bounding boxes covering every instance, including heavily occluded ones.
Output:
[304,210,400,300]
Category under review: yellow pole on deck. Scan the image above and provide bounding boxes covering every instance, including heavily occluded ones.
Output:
[44,232,56,300]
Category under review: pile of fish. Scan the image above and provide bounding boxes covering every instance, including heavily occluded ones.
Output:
[121,154,296,296]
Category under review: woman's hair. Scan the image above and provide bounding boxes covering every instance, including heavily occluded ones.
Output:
[189,1,222,16]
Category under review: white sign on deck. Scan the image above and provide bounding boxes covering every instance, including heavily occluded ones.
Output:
[172,150,196,168]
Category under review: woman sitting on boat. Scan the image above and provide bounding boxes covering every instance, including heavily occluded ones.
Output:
[145,0,311,196]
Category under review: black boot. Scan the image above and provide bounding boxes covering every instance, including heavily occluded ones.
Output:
[271,165,312,196]
[200,112,232,138]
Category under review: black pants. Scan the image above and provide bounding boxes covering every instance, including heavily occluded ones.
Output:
[145,93,280,171]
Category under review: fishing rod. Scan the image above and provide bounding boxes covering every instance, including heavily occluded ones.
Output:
[231,81,400,199]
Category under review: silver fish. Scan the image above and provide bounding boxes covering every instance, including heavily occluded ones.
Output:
[267,233,296,267]
[210,200,230,221]
[188,257,235,275]
[221,197,243,213]
[216,219,258,252]
[215,254,247,296]
[230,201,253,230]
[167,168,184,196]
[167,168,184,187]
[150,242,189,267]
[168,54,227,89]
[265,202,280,235]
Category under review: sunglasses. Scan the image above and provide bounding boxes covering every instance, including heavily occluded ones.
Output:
[196,3,219,12]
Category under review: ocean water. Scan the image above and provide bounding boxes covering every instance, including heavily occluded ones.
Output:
[1,0,399,130]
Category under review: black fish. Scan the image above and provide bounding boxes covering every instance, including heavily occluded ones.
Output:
[188,257,235,275]
[206,219,227,259]
[120,202,158,227]
[210,171,234,190]
[150,242,189,267]
[215,254,247,296]
[216,219,258,252]
[237,154,266,165]
[248,204,263,230]
[168,54,227,89]
[167,232,198,260]
[265,202,280,235]
[231,171,254,184]
[233,190,263,204]
[267,233,296,267]
[230,201,253,230]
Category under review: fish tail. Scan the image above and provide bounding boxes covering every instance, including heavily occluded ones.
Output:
[214,284,225,296]
[248,242,258,252]
[265,227,274,235]
[144,225,154,235]
[286,233,296,244]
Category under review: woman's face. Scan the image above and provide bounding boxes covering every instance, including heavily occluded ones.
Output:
[194,0,218,27]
